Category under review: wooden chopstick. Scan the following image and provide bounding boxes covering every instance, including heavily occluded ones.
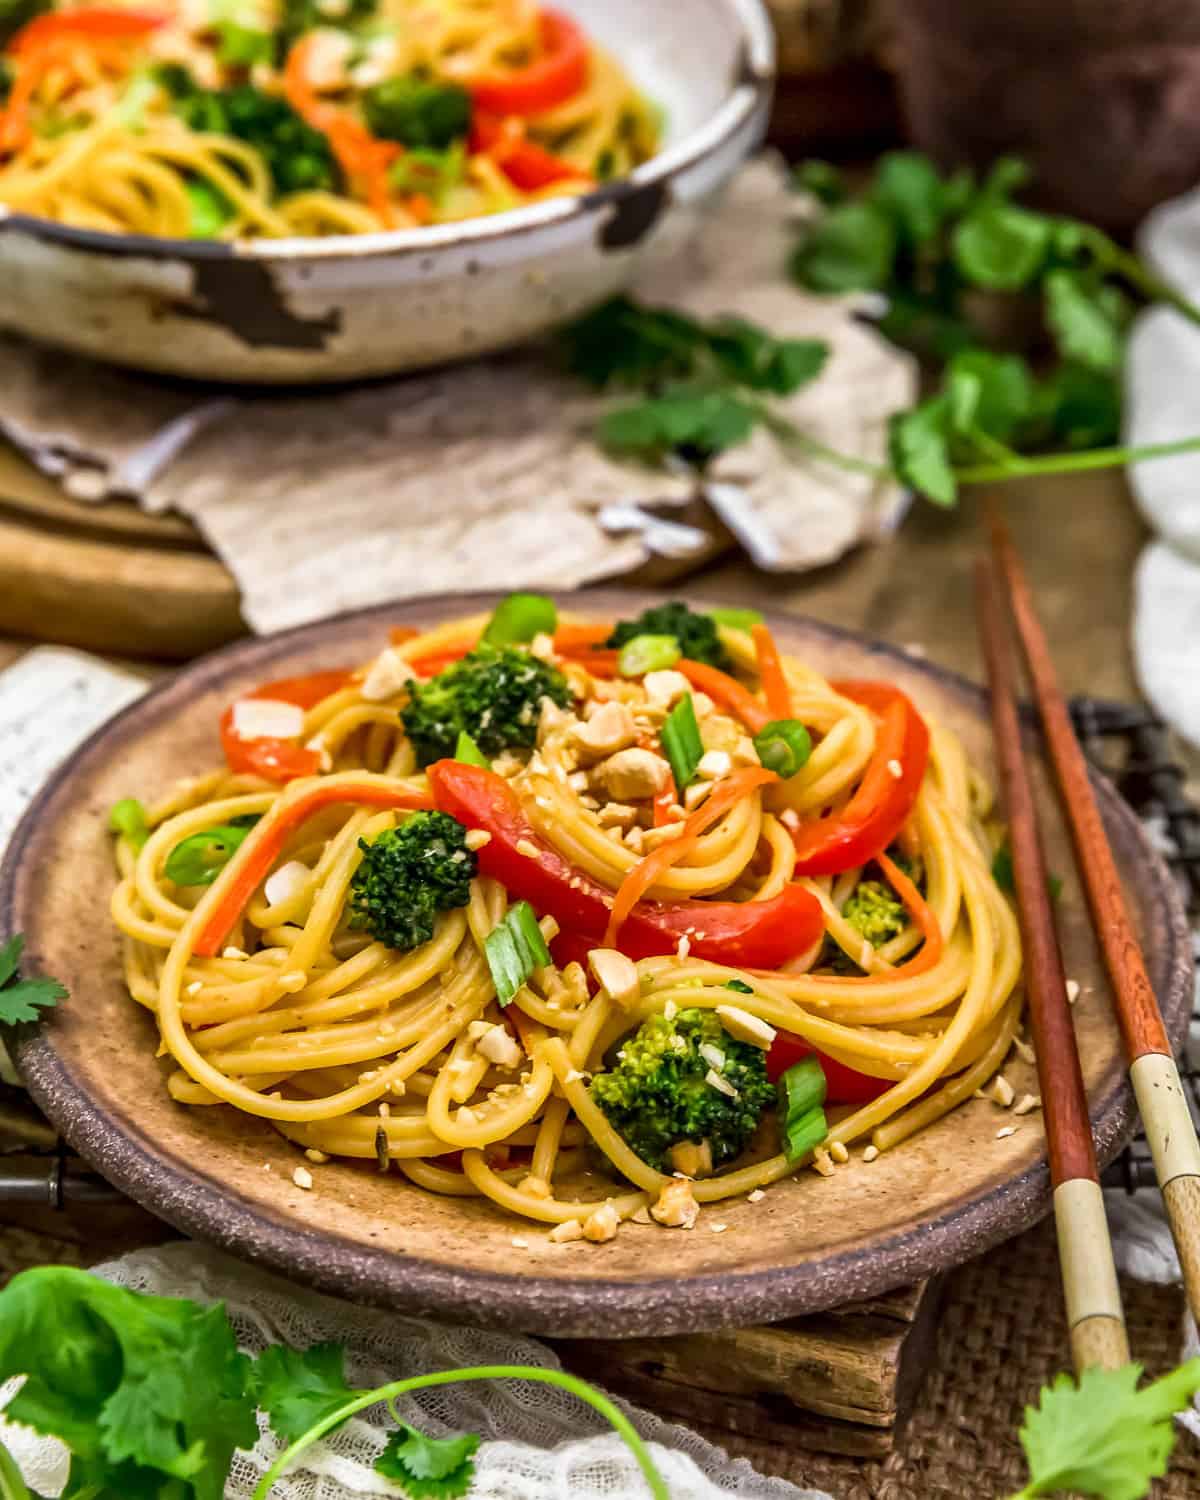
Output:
[975,556,1130,1374]
[991,517,1200,1333]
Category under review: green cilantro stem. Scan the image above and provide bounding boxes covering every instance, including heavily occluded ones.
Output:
[757,406,892,479]
[954,432,1200,481]
[1098,240,1200,334]
[251,1365,669,1500]
[0,1436,31,1500]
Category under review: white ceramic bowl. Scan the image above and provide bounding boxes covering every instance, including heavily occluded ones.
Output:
[0,0,774,383]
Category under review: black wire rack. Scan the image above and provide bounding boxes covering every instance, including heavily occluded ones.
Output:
[1,696,1198,1207]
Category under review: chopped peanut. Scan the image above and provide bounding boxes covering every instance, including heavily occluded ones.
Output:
[475,1024,523,1070]
[651,1177,700,1229]
[549,1218,584,1243]
[572,702,638,760]
[599,747,672,801]
[715,1004,776,1049]
[669,1139,713,1178]
[587,948,640,1008]
[696,749,733,780]
[642,669,690,707]
[583,1202,620,1242]
[597,801,638,830]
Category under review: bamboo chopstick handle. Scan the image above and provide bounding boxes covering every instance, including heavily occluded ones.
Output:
[1054,1178,1130,1372]
[1131,1052,1200,1321]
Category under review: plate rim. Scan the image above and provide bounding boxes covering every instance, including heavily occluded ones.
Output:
[3,587,1192,1337]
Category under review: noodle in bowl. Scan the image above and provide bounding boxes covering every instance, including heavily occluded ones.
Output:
[0,0,774,380]
[110,598,1026,1244]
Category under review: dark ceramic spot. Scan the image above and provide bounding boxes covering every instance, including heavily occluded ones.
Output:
[173,261,341,351]
[592,181,671,250]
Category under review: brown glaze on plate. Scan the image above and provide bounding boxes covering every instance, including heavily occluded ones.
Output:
[1,589,1191,1337]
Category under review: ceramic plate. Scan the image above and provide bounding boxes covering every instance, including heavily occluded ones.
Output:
[2,590,1191,1337]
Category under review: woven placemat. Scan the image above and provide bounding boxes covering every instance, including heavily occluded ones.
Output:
[0,1213,1195,1497]
[702,1219,1198,1498]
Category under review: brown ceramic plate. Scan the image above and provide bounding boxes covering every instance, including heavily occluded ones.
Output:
[2,590,1191,1337]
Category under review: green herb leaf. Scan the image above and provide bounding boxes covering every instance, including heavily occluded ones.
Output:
[599,386,757,464]
[251,1342,356,1446]
[214,20,274,65]
[164,823,257,887]
[888,396,958,507]
[1016,1360,1200,1500]
[991,843,1062,902]
[616,634,681,677]
[559,296,705,390]
[790,199,897,293]
[1030,362,1122,450]
[109,797,151,850]
[485,900,550,1007]
[945,349,1035,443]
[1044,269,1130,374]
[0,1266,256,1500]
[661,693,704,790]
[482,592,557,646]
[375,1425,481,1498]
[953,202,1051,291]
[872,150,954,248]
[724,978,755,994]
[792,159,845,207]
[0,934,67,1027]
[705,317,828,395]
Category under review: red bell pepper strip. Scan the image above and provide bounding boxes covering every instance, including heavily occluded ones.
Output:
[470,111,591,190]
[788,681,930,878]
[469,9,588,116]
[766,1032,893,1105]
[427,759,824,967]
[752,623,792,721]
[193,777,434,957]
[220,670,354,784]
[605,767,777,946]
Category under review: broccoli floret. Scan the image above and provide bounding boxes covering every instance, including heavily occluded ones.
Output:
[159,72,338,195]
[0,0,47,49]
[607,601,731,671]
[400,645,572,767]
[842,879,906,948]
[362,76,471,149]
[589,1008,775,1172]
[347,811,476,951]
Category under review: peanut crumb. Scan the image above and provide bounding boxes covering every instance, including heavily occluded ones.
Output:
[304,1148,329,1164]
[747,1189,766,1204]
[292,1166,314,1190]
[829,1140,850,1164]
[465,829,492,851]
[990,1074,1015,1108]
[812,1148,835,1177]
[548,1219,584,1244]
[1013,1093,1041,1116]
[863,1145,880,1162]
[996,1125,1018,1140]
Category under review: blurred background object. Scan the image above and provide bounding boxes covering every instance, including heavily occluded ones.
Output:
[767,0,899,152]
[890,0,1200,235]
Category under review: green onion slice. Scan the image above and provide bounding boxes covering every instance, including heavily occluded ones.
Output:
[484,899,551,1007]
[109,797,150,851]
[777,1056,829,1164]
[724,978,754,995]
[661,693,704,790]
[454,730,491,768]
[483,592,558,646]
[616,633,681,678]
[753,718,813,779]
[164,821,258,887]
[707,607,763,630]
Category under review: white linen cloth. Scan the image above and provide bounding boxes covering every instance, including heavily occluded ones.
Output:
[1125,195,1200,748]
[0,158,914,635]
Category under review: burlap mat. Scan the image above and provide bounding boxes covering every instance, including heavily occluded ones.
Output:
[0,1213,1195,1497]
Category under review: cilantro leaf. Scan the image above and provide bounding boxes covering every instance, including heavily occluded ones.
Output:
[792,158,845,207]
[888,395,958,507]
[1017,1360,1200,1499]
[953,202,1051,291]
[599,387,757,463]
[0,1266,256,1500]
[872,150,961,248]
[375,1425,480,1498]
[945,350,1034,443]
[706,318,827,395]
[559,296,704,390]
[250,1341,357,1445]
[790,199,897,293]
[1044,270,1130,374]
[0,934,67,1026]
[1031,363,1122,450]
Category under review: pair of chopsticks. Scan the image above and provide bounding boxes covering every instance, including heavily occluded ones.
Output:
[977,518,1200,1376]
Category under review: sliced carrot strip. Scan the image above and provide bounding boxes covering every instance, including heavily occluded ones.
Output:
[676,658,771,734]
[193,778,434,957]
[604,766,777,946]
[752,623,792,721]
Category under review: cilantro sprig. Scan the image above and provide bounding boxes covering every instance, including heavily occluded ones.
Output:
[1004,1359,1200,1500]
[0,934,66,1027]
[559,295,839,468]
[0,1267,670,1500]
[792,151,1200,505]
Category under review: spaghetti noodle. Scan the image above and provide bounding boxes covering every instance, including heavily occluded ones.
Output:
[110,599,1025,1237]
[0,2,659,237]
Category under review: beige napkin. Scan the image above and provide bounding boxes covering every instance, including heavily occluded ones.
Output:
[0,157,915,634]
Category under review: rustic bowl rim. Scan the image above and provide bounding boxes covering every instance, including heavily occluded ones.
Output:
[3,588,1191,1336]
[0,0,774,266]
